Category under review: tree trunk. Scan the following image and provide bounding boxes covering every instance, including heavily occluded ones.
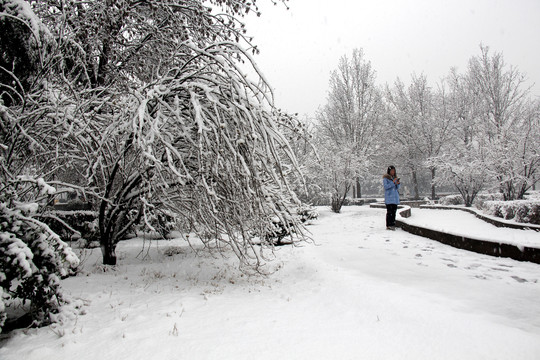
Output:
[356,177,361,198]
[459,188,473,207]
[431,167,436,200]
[412,169,419,200]
[331,193,342,213]
[331,184,350,213]
[101,240,117,265]
[501,180,515,201]
[517,182,527,200]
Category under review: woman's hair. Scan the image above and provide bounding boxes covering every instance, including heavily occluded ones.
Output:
[387,165,396,175]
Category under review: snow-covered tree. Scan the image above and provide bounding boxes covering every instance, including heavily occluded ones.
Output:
[0,176,79,333]
[384,73,452,200]
[7,0,305,269]
[315,48,382,212]
[0,0,81,332]
[125,41,304,269]
[428,68,485,206]
[432,151,485,207]
[466,45,538,200]
[435,46,539,204]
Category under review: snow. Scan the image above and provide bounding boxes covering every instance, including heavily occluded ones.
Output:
[1,0,51,44]
[0,232,35,278]
[430,203,540,229]
[13,201,39,214]
[37,178,56,196]
[401,208,540,248]
[1,206,540,359]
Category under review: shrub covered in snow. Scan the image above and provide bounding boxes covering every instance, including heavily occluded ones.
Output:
[480,200,540,225]
[297,205,319,224]
[526,191,540,201]
[263,206,318,245]
[343,198,365,206]
[439,194,464,206]
[439,193,505,207]
[0,187,79,333]
[40,210,99,246]
[473,193,505,209]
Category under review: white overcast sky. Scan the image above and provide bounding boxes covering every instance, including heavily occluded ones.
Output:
[242,0,540,117]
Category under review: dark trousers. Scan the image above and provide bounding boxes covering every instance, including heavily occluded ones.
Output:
[386,204,398,227]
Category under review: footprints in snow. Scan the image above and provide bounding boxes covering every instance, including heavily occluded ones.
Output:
[443,260,536,283]
[358,224,536,285]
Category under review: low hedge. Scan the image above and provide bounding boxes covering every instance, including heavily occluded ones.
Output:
[480,200,540,225]
[439,193,504,206]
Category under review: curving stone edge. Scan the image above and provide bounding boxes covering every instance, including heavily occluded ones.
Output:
[419,205,540,232]
[369,203,411,218]
[396,219,540,264]
[370,202,540,264]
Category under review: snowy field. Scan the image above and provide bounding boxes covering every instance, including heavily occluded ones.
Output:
[1,206,540,359]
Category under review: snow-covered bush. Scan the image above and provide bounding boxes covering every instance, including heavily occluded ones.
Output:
[473,193,505,209]
[440,193,505,207]
[263,206,318,245]
[40,210,99,246]
[153,210,176,239]
[526,191,540,201]
[263,217,296,246]
[343,198,365,206]
[297,205,319,224]
[0,184,79,333]
[481,200,540,225]
[439,194,464,206]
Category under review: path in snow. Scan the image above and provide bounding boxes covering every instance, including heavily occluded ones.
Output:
[311,208,540,325]
[1,206,539,359]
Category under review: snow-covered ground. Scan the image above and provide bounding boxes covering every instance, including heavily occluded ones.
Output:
[401,208,540,248]
[1,206,540,359]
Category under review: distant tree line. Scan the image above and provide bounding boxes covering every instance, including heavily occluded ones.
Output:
[297,46,539,211]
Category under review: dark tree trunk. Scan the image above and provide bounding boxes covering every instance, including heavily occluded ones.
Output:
[97,134,144,265]
[412,169,419,200]
[101,241,117,266]
[517,183,527,200]
[431,167,436,200]
[356,177,361,199]
[331,184,350,213]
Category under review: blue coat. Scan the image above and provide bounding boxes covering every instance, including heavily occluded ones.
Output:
[383,175,401,204]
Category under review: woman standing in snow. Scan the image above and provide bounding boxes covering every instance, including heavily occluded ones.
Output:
[383,165,401,230]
